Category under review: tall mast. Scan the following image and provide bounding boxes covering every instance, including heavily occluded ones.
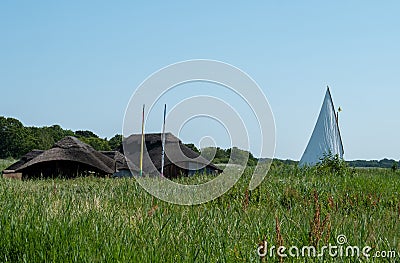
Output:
[161,104,167,177]
[139,104,145,176]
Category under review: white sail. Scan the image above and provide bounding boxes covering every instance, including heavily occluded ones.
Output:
[299,87,344,166]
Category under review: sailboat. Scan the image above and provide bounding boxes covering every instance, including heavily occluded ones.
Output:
[299,87,344,166]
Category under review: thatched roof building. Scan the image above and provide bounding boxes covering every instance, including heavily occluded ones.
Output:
[4,136,116,179]
[122,133,222,178]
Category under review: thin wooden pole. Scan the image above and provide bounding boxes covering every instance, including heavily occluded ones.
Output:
[139,104,145,176]
[161,104,167,177]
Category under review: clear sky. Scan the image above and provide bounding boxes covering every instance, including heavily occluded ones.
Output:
[1,1,399,160]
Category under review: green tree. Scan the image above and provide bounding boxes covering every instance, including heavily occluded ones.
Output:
[0,117,28,158]
[108,134,122,150]
[199,146,257,166]
[316,152,349,176]
[45,125,74,143]
[26,126,52,150]
[80,137,111,151]
[75,130,99,138]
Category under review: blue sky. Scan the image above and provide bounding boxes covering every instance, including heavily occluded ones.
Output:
[1,1,399,160]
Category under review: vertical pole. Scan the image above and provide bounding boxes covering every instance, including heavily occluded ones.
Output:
[139,104,145,176]
[161,104,167,177]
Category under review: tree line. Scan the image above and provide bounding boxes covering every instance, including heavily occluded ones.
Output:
[348,159,399,169]
[0,116,258,166]
[185,144,258,166]
[0,116,121,159]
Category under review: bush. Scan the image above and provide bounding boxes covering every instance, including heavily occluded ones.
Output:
[391,162,398,172]
[316,152,349,176]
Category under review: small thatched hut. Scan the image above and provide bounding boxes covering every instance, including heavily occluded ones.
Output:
[4,136,116,179]
[122,133,222,178]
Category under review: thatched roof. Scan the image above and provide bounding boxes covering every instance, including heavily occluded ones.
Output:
[123,133,222,174]
[121,133,180,149]
[15,136,115,174]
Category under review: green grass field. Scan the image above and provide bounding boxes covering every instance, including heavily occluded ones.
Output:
[0,162,399,262]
